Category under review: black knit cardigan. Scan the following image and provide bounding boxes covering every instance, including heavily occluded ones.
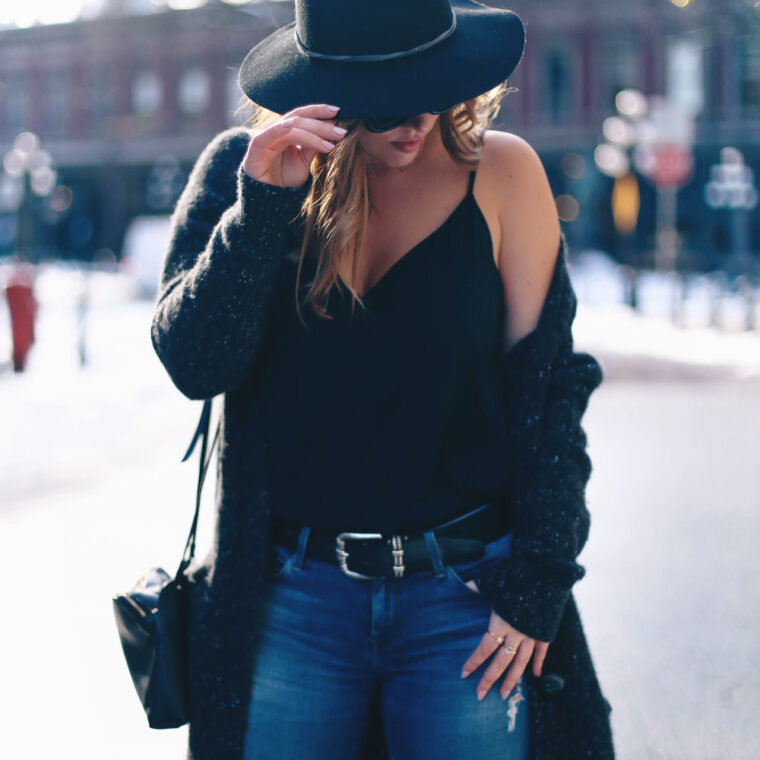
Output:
[151,126,615,759]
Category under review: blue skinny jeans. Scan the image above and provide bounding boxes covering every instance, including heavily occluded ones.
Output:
[243,506,530,759]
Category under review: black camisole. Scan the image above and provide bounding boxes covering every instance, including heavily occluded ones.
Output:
[254,169,513,534]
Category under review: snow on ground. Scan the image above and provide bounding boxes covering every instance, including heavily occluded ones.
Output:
[0,265,198,759]
[569,251,760,380]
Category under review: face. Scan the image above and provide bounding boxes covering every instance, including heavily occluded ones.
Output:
[355,113,441,170]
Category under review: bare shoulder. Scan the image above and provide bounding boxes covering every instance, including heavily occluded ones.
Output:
[480,129,561,348]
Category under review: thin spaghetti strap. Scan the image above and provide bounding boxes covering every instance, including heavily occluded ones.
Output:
[467,169,477,195]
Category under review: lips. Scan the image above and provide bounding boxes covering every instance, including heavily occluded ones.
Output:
[391,137,422,153]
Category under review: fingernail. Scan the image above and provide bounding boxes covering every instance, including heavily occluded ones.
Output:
[322,140,335,150]
[477,690,486,701]
[460,670,470,679]
[333,126,348,136]
[281,118,295,127]
[501,691,509,700]
[327,105,340,111]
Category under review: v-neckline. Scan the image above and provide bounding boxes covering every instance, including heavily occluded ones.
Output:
[358,190,475,301]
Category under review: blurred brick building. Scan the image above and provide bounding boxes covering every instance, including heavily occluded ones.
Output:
[0,0,758,270]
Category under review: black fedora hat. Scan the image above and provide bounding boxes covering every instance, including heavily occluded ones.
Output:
[237,0,526,120]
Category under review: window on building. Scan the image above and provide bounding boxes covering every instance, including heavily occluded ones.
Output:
[88,68,113,136]
[179,67,210,115]
[3,73,29,137]
[666,35,704,117]
[539,41,575,124]
[132,70,163,117]
[42,70,69,139]
[597,35,640,113]
[739,34,760,113]
[178,67,210,131]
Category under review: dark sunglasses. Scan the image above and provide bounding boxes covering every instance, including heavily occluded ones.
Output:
[361,108,451,133]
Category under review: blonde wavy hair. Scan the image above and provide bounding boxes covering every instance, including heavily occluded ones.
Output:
[237,81,517,323]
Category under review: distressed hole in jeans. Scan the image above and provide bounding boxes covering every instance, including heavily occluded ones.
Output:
[506,679,525,732]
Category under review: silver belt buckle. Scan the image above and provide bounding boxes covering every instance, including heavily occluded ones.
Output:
[335,532,406,579]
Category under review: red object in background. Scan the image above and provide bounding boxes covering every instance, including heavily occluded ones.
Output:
[4,267,38,372]
[650,142,694,189]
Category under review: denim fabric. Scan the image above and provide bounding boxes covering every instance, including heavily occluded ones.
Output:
[243,507,530,759]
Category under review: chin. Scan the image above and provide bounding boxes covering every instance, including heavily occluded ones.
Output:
[390,153,419,167]
[381,147,421,168]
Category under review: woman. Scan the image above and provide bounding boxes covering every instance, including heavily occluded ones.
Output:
[151,1,614,758]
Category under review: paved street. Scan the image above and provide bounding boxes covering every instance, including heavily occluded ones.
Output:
[578,377,760,760]
[1,283,760,758]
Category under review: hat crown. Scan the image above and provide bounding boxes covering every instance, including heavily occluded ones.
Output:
[295,0,456,60]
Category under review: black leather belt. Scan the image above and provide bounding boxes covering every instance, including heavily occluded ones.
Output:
[270,501,515,580]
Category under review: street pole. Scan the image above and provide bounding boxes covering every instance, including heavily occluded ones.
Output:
[17,172,36,264]
[704,146,759,280]
[654,186,679,273]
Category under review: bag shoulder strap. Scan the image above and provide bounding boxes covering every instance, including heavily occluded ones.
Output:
[176,398,221,578]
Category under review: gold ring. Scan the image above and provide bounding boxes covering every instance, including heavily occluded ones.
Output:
[487,630,505,644]
[503,642,518,655]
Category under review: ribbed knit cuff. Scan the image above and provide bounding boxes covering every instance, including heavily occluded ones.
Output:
[236,164,312,228]
[474,557,585,643]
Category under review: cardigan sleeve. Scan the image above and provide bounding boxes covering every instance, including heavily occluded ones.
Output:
[472,239,604,643]
[150,127,312,400]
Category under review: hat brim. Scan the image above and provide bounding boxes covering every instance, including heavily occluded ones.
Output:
[237,0,526,119]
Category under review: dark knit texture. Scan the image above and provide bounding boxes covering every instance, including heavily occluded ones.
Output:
[473,245,602,644]
[151,126,615,759]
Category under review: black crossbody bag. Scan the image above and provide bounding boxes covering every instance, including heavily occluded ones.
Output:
[112,399,220,729]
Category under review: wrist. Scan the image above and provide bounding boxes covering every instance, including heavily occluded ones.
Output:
[236,163,312,225]
[241,164,311,191]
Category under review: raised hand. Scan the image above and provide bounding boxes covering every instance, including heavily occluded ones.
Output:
[242,103,348,188]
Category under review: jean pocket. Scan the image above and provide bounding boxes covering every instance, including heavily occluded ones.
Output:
[265,543,298,579]
[444,532,512,597]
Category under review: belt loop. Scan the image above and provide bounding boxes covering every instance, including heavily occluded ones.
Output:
[423,529,446,578]
[292,525,311,570]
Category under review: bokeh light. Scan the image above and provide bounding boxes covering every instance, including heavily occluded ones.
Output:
[615,89,648,121]
[594,143,630,178]
[603,116,637,148]
[561,152,586,180]
[30,165,56,196]
[13,131,39,154]
[3,150,25,178]
[49,185,74,213]
[555,194,580,222]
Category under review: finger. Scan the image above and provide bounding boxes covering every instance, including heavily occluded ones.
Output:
[286,115,348,142]
[265,126,337,155]
[475,636,523,700]
[250,116,340,155]
[532,641,550,677]
[460,631,502,679]
[500,640,534,700]
[248,118,300,155]
[295,145,318,170]
[282,103,342,121]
